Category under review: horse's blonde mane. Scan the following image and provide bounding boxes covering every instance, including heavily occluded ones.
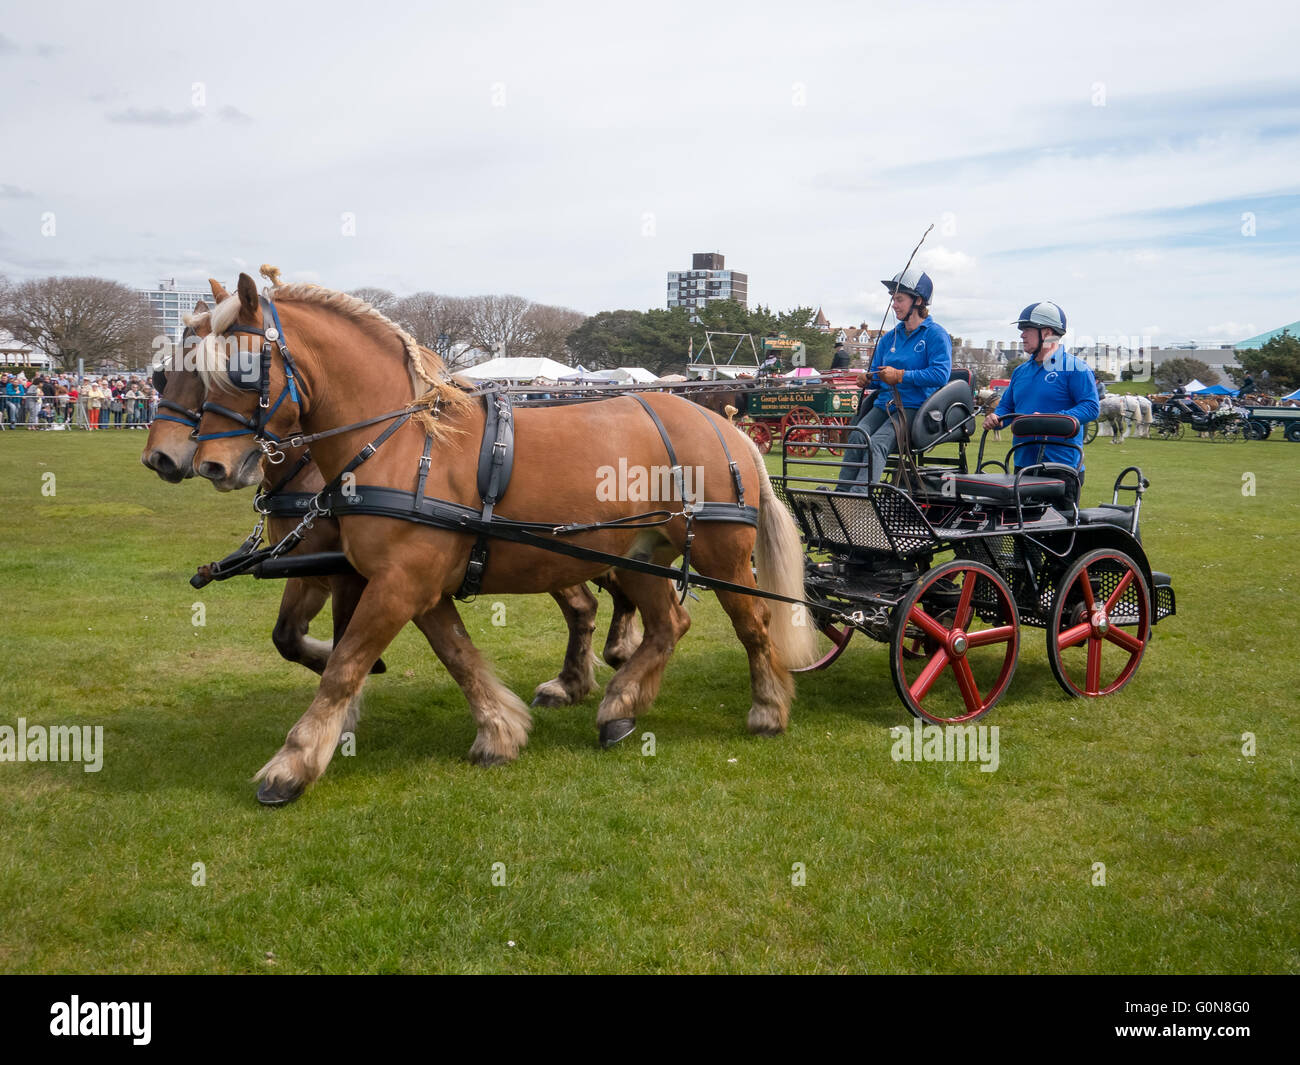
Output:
[189,282,474,438]
[269,283,473,437]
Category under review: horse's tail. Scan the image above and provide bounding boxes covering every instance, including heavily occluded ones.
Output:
[735,429,820,669]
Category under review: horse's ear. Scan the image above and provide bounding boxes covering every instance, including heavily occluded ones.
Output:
[236,273,259,316]
[209,278,230,302]
[193,299,209,313]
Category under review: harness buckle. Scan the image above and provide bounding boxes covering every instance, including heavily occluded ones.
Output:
[259,438,286,464]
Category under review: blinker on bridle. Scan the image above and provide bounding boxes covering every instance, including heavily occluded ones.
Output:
[150,327,204,431]
[194,295,302,462]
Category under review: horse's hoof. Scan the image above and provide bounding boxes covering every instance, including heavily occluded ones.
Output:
[599,718,637,748]
[370,657,387,675]
[256,777,305,807]
[469,750,510,768]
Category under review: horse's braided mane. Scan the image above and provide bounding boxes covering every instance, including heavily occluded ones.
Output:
[186,282,475,440]
[269,283,475,437]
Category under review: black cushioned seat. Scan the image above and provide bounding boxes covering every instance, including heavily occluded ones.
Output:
[1077,505,1133,530]
[917,469,1069,503]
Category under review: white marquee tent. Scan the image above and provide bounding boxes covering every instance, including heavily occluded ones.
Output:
[457,357,574,382]
[597,367,659,384]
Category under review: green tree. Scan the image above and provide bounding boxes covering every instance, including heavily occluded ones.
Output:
[566,301,840,379]
[1230,331,1300,392]
[566,309,645,370]
[1154,357,1219,390]
[632,308,694,376]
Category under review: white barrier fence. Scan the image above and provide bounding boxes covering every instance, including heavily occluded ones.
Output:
[0,396,158,430]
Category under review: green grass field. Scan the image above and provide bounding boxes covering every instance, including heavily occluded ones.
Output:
[1,428,1297,973]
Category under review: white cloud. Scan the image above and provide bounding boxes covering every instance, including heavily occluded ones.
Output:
[0,0,1296,348]
[1207,321,1257,337]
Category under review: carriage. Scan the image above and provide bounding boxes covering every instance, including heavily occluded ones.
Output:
[180,358,1178,732]
[1151,396,1247,441]
[684,330,861,456]
[157,275,1178,802]
[771,371,1177,723]
[735,374,862,456]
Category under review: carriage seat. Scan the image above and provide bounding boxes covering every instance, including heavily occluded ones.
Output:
[916,469,1072,503]
[909,372,976,452]
[1077,504,1134,530]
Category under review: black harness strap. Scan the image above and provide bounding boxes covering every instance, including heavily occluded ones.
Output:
[261,451,315,502]
[630,393,699,599]
[261,491,319,519]
[191,413,413,589]
[313,486,787,605]
[630,393,686,500]
[196,384,786,611]
[690,404,746,508]
[459,387,516,599]
[414,432,434,504]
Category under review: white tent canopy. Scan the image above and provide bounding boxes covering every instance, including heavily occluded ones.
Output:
[458,357,574,382]
[596,366,659,384]
[1181,378,1207,392]
[557,364,610,383]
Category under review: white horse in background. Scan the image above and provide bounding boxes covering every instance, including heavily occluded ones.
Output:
[1099,394,1142,443]
[1132,395,1153,438]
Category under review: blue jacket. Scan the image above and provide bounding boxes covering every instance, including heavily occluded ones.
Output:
[869,317,952,411]
[995,346,1100,469]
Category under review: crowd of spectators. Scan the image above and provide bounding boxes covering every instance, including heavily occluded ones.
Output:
[1,371,161,430]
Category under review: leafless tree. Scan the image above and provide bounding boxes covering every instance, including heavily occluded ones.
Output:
[0,275,157,371]
[954,343,1016,390]
[392,292,477,365]
[466,294,535,359]
[348,287,398,315]
[521,303,586,363]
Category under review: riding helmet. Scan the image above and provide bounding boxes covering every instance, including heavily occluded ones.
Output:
[1012,301,1067,334]
[881,267,934,303]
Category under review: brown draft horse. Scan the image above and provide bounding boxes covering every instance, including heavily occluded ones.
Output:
[190,274,817,805]
[141,290,641,709]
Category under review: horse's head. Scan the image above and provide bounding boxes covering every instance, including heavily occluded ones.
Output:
[141,299,208,482]
[191,273,301,491]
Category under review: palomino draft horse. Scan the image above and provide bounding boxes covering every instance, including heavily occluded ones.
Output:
[190,274,816,804]
[143,284,642,706]
[142,303,376,681]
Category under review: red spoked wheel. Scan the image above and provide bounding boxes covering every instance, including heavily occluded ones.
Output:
[1047,549,1151,697]
[791,617,854,673]
[821,415,850,457]
[781,406,821,457]
[740,418,773,454]
[784,428,819,458]
[890,560,1020,724]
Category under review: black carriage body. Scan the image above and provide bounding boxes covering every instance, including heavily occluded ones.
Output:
[780,479,1175,633]
[774,381,1177,721]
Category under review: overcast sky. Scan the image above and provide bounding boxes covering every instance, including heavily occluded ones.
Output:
[1,0,1297,347]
